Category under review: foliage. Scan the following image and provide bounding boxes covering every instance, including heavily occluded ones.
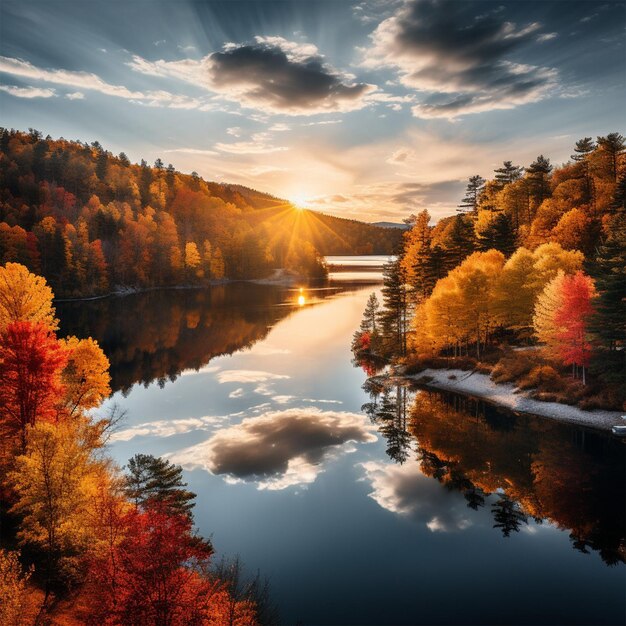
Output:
[125,453,197,517]
[0,262,57,331]
[0,549,32,626]
[0,321,67,449]
[357,131,624,405]
[0,128,402,295]
[59,336,111,417]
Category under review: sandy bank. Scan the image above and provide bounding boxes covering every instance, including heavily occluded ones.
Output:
[398,367,624,432]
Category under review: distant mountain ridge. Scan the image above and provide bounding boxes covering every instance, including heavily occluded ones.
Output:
[372,221,410,230]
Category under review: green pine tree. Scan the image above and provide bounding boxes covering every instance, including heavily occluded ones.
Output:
[125,454,197,517]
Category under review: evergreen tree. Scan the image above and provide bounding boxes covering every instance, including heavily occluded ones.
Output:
[476,212,516,256]
[571,137,595,162]
[587,186,626,381]
[571,137,596,209]
[458,175,485,214]
[491,494,528,537]
[526,155,553,213]
[428,244,447,283]
[95,150,108,181]
[125,454,196,518]
[596,133,625,182]
[494,161,523,188]
[379,258,408,356]
[361,293,379,334]
[447,215,475,267]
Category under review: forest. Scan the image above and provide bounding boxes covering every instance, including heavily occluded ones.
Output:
[353,133,626,411]
[0,128,401,297]
[0,262,276,624]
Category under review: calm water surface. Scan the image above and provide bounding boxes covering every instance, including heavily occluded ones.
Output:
[57,258,626,626]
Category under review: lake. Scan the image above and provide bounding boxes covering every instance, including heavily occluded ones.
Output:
[56,256,626,626]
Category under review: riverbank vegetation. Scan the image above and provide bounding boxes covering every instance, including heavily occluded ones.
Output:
[0,128,401,297]
[353,133,625,412]
[0,262,272,625]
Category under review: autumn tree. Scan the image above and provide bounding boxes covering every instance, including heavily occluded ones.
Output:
[0,321,67,450]
[9,418,109,596]
[0,550,33,626]
[401,210,436,302]
[83,505,228,626]
[185,241,202,281]
[533,270,567,350]
[0,262,57,331]
[554,272,596,383]
[59,336,111,418]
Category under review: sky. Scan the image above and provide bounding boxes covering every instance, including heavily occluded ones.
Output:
[1,0,624,223]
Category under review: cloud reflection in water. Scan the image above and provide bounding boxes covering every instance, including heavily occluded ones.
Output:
[360,461,474,532]
[172,408,377,490]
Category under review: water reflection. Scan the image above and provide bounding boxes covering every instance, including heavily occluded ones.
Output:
[56,283,338,394]
[362,381,626,565]
[170,407,377,490]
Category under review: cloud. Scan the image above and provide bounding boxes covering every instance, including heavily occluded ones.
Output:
[360,461,473,532]
[229,388,245,399]
[163,148,219,156]
[111,415,222,442]
[214,140,288,155]
[216,369,290,384]
[180,364,220,377]
[0,84,56,98]
[128,36,376,115]
[271,395,295,404]
[537,32,558,42]
[0,55,203,109]
[65,91,85,100]
[172,408,377,490]
[365,0,559,119]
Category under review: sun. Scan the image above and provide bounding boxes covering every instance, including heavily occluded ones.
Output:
[289,193,309,209]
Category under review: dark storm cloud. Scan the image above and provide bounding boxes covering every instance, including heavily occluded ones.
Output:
[207,39,374,114]
[367,0,559,118]
[128,36,376,115]
[174,408,377,489]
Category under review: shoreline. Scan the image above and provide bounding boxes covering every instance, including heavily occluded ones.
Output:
[53,271,303,303]
[391,367,624,433]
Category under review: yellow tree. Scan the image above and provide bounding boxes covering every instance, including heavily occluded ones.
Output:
[185,242,202,280]
[533,270,567,350]
[0,263,57,331]
[0,549,32,626]
[531,242,583,290]
[9,419,108,596]
[59,337,111,418]
[211,248,225,280]
[493,247,539,333]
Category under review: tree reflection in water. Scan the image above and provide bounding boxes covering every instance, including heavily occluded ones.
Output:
[362,379,626,566]
[57,283,328,394]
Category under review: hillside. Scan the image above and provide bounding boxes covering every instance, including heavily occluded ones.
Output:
[0,128,401,297]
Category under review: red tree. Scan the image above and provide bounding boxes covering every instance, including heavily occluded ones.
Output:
[84,505,255,625]
[554,271,596,384]
[0,321,66,449]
